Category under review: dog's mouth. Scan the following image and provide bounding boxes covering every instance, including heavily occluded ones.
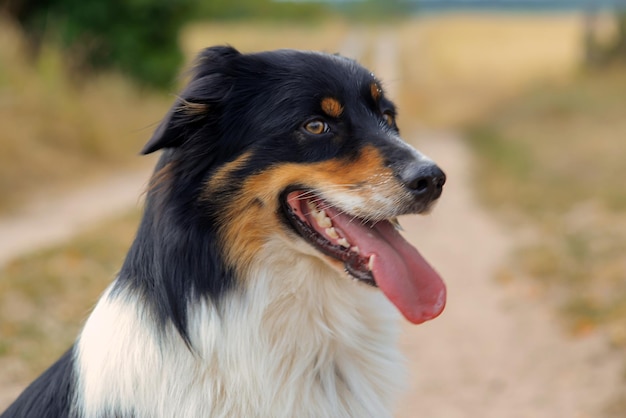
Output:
[281,190,446,324]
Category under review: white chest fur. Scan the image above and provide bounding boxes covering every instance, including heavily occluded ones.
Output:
[74,246,406,418]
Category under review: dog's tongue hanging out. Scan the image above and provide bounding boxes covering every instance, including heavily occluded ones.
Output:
[329,207,446,324]
[287,192,446,324]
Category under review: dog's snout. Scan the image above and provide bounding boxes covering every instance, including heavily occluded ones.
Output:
[402,163,446,201]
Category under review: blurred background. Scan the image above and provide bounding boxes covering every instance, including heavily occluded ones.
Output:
[1,0,626,416]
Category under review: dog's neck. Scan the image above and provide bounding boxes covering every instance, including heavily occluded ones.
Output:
[189,240,406,415]
[76,240,405,418]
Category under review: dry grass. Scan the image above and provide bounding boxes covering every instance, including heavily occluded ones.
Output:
[467,66,626,351]
[0,211,140,389]
[395,13,597,128]
[0,19,170,212]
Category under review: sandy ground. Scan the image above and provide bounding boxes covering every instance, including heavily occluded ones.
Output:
[1,30,624,416]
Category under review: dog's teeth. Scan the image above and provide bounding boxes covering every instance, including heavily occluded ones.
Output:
[316,211,332,228]
[325,227,339,240]
[368,255,375,271]
[306,201,319,220]
[390,217,403,231]
[307,202,332,228]
[337,238,350,248]
[350,246,360,254]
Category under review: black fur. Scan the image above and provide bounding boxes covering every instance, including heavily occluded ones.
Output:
[1,349,75,417]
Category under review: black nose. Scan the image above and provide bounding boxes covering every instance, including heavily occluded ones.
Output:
[403,163,446,201]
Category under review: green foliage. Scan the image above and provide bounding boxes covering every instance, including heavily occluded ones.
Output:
[6,0,330,89]
[9,0,194,89]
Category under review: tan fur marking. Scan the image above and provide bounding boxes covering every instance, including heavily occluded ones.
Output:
[176,98,209,116]
[146,162,176,195]
[217,201,278,277]
[204,151,253,194]
[321,97,344,118]
[370,82,382,102]
[214,146,403,277]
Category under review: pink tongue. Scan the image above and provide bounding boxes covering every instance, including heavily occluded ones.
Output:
[331,210,446,324]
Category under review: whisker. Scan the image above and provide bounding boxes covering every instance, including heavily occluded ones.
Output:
[286,184,402,224]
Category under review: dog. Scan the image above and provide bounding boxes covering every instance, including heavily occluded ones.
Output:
[2,46,446,418]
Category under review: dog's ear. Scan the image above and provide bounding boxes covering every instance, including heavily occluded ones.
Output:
[141,46,241,155]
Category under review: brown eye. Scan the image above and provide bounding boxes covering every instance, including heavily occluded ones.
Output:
[383,112,395,127]
[304,120,329,135]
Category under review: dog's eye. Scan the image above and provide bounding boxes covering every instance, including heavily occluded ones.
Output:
[383,112,395,127]
[303,120,330,135]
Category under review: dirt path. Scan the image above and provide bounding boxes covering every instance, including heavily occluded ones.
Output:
[0,168,151,269]
[395,131,623,418]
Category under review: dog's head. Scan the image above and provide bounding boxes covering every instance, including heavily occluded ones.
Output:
[142,46,446,324]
